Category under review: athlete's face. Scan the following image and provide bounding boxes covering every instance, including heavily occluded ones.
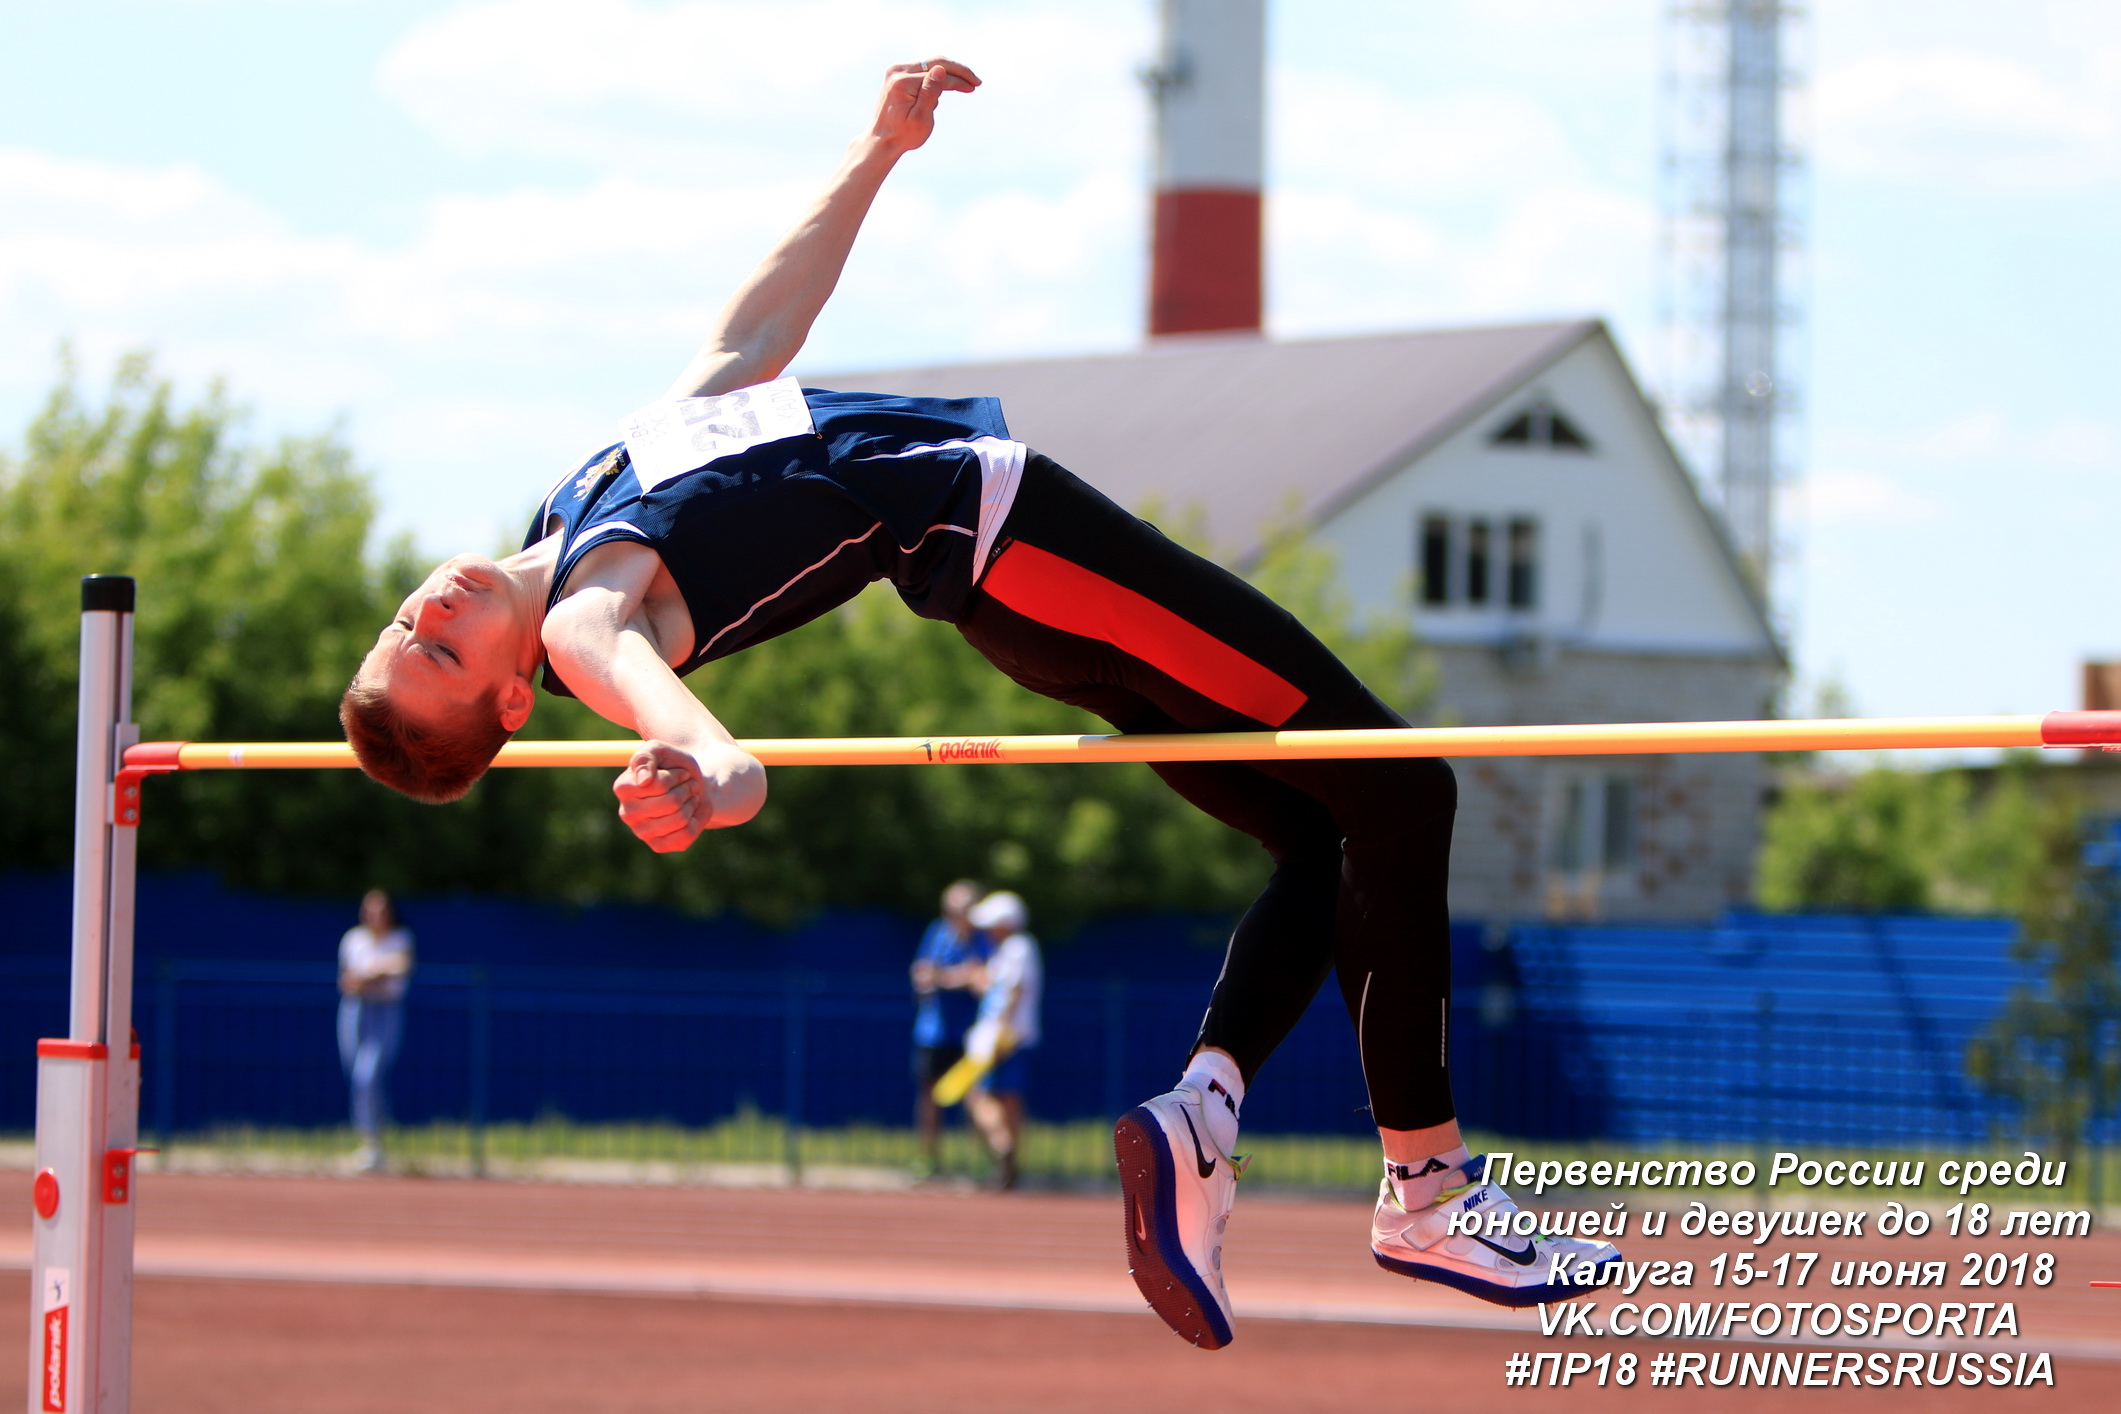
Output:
[359,555,537,733]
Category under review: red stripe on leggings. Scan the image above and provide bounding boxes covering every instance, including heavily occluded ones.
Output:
[981,542,1308,727]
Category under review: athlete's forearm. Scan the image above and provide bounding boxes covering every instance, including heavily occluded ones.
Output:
[666,137,901,399]
[611,649,766,827]
[640,724,765,830]
[549,605,766,826]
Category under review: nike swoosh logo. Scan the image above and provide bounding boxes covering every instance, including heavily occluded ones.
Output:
[1178,1109,1217,1179]
[1471,1234,1540,1267]
[1133,1196,1149,1248]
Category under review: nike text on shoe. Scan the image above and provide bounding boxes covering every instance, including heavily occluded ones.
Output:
[1114,1088,1241,1349]
[1371,1156,1621,1308]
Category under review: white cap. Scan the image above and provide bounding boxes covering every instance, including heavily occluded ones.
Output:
[968,891,1028,934]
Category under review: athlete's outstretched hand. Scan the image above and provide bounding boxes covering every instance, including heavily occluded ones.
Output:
[613,741,714,853]
[871,58,980,153]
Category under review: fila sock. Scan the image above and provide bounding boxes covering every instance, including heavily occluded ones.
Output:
[1386,1143,1475,1211]
[1178,1049,1244,1158]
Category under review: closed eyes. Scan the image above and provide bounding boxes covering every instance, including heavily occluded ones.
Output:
[393,618,458,666]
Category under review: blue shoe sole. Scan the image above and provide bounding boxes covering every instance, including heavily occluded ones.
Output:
[1373,1248,1621,1308]
[1115,1106,1234,1350]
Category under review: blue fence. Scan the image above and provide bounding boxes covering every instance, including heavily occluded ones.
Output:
[1493,916,2046,1145]
[0,956,1375,1138]
[0,872,2092,1147]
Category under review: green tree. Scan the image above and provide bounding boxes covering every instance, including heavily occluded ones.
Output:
[1967,842,2121,1163]
[0,354,587,896]
[1966,815,2121,1162]
[1755,757,2060,915]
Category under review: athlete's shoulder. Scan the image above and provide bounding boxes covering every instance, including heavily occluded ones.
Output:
[522,442,632,550]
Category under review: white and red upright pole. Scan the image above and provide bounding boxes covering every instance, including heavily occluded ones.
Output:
[28,575,142,1414]
[1147,0,1265,337]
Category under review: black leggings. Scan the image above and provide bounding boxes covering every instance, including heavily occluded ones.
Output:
[956,454,1459,1131]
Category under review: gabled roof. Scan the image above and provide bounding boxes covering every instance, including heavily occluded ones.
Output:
[811,320,1598,560]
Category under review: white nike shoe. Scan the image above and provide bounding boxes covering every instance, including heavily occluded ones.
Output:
[1114,1086,1243,1349]
[1371,1156,1620,1308]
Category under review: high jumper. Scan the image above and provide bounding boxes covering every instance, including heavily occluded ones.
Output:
[339,58,1614,1347]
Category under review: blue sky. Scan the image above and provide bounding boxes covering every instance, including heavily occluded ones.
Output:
[2,0,2117,730]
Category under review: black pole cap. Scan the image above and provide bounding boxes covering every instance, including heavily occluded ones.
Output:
[80,575,135,613]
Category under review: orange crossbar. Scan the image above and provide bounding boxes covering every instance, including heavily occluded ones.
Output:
[125,712,2121,773]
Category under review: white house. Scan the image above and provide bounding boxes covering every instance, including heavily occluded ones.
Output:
[820,319,1784,921]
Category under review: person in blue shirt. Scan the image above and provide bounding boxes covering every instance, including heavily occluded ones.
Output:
[909,879,987,1178]
[340,57,1616,1352]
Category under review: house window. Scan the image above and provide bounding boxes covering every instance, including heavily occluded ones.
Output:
[1465,518,1492,605]
[1552,778,1591,873]
[1420,513,1533,611]
[1550,774,1638,876]
[1419,514,1452,605]
[1506,517,1539,610]
[1491,400,1594,452]
[1601,778,1637,868]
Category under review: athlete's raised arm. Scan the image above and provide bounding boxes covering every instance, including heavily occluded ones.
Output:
[666,57,980,400]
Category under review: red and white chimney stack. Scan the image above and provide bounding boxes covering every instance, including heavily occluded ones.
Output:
[1146,0,1265,338]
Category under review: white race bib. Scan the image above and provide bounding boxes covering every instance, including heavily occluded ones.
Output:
[619,378,816,492]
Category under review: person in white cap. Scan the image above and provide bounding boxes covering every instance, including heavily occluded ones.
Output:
[958,891,1040,1190]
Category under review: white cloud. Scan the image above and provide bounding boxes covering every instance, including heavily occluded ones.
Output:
[1795,469,1943,528]
[1816,49,2121,191]
[378,0,1151,183]
[381,0,905,168]
[0,148,361,313]
[1792,405,2121,718]
[1270,180,1654,342]
[805,168,1143,366]
[1459,185,1656,314]
[0,131,1145,548]
[372,2,1663,354]
[1274,73,1587,199]
[1819,409,2120,478]
[1265,65,1656,345]
[1910,409,2118,470]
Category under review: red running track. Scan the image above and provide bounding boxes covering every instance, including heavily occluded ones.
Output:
[5,1172,2119,1412]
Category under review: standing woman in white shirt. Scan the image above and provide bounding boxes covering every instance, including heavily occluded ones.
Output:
[338,888,414,1174]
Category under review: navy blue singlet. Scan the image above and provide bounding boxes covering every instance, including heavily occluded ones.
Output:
[524,388,1025,698]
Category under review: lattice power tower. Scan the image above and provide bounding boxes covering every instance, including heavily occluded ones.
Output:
[1660,2,1806,601]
